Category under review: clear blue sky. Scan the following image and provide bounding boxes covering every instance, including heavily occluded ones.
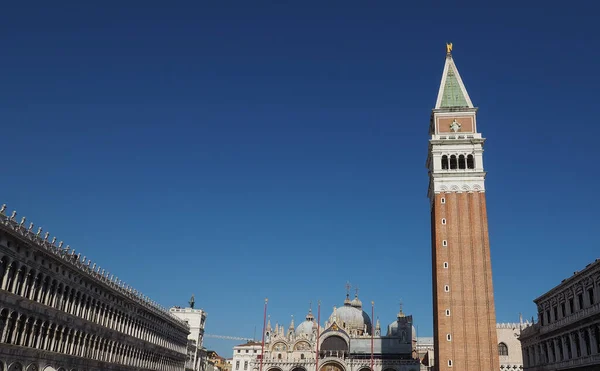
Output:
[1,1,598,356]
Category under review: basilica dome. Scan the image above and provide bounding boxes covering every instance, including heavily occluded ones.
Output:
[329,294,372,335]
[296,308,319,336]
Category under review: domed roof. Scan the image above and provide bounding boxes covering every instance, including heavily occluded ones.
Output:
[296,307,319,336]
[350,294,362,308]
[329,303,372,334]
[296,320,315,336]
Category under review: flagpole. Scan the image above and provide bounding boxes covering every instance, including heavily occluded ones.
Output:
[260,298,268,371]
[316,300,321,371]
[370,301,374,371]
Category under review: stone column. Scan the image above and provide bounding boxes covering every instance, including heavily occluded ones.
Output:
[10,268,21,293]
[561,335,569,360]
[29,322,39,348]
[1,264,12,290]
[19,319,30,346]
[589,326,598,355]
[20,272,30,297]
[579,329,588,357]
[11,316,22,345]
[28,276,38,300]
[569,332,577,358]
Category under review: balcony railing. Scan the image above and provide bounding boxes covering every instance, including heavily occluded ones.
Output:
[525,353,600,371]
[540,302,600,334]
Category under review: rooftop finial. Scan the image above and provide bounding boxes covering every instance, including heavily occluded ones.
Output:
[344,281,352,305]
[398,299,405,318]
[355,286,359,298]
[446,42,453,55]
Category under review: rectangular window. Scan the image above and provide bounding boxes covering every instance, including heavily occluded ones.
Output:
[244,361,248,370]
[569,298,574,313]
[442,240,448,246]
[246,350,249,353]
[561,302,566,317]
[447,334,451,341]
[441,197,446,204]
[578,294,584,309]
[254,350,257,353]
[553,306,558,321]
[546,310,550,323]
[444,285,450,292]
[441,218,446,225]
[443,262,448,268]
[236,361,240,370]
[589,288,595,305]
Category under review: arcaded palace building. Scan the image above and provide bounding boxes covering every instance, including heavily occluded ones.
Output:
[0,205,190,371]
[253,292,420,371]
[427,44,500,371]
[519,259,600,371]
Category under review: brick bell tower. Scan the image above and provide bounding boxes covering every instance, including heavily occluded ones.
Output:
[427,44,500,371]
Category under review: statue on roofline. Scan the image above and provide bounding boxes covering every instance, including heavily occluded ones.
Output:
[189,294,195,309]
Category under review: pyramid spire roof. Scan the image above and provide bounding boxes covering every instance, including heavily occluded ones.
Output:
[435,43,474,109]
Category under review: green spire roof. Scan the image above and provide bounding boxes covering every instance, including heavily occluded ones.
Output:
[435,55,473,109]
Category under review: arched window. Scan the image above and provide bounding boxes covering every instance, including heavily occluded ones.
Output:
[277,354,282,360]
[300,354,305,360]
[498,342,508,356]
[458,155,466,169]
[449,155,457,170]
[467,154,475,169]
[441,155,449,170]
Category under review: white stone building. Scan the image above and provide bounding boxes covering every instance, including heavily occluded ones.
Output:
[170,304,208,371]
[497,320,532,370]
[232,341,262,371]
[0,204,190,370]
[520,259,600,371]
[244,291,420,371]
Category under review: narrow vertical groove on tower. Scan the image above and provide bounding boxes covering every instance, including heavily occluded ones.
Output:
[427,46,500,371]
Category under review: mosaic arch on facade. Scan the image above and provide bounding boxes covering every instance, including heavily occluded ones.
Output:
[320,361,344,371]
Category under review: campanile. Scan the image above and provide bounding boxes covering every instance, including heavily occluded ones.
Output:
[427,44,500,371]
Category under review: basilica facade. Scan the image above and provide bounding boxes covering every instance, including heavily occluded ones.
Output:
[254,293,420,371]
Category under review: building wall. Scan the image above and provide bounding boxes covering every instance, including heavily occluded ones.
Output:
[170,307,207,371]
[520,259,600,371]
[0,207,190,371]
[431,190,499,371]
[497,322,530,370]
[232,343,262,371]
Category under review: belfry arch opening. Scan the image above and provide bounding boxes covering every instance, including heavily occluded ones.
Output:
[449,155,457,169]
[467,154,475,169]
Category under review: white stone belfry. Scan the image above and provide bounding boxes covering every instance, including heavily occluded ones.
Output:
[427,50,486,200]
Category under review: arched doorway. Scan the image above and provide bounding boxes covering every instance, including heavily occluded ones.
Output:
[8,362,23,371]
[319,363,344,371]
[291,367,306,371]
[41,366,56,371]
